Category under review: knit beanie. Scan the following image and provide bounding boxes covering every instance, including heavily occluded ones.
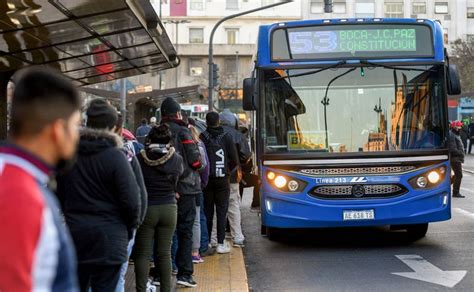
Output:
[219,108,237,127]
[86,98,118,130]
[160,97,181,117]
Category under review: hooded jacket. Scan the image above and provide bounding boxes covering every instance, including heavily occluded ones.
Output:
[201,126,239,179]
[449,130,465,163]
[56,128,141,265]
[138,145,184,205]
[220,111,251,183]
[161,117,202,195]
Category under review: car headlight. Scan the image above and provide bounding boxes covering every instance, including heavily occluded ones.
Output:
[266,171,306,193]
[409,166,446,189]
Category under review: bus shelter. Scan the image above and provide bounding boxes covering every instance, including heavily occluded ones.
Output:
[0,0,179,139]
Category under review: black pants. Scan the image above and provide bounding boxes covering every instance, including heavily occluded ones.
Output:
[176,195,196,278]
[204,177,230,244]
[469,138,474,154]
[451,161,463,195]
[77,263,122,292]
[239,173,260,208]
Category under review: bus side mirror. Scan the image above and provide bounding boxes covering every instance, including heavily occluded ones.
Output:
[447,64,461,95]
[243,78,257,111]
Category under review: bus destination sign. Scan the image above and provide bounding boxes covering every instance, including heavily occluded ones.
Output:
[289,28,417,54]
[272,24,434,60]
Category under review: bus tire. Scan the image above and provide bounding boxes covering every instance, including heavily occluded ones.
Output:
[261,224,267,235]
[266,227,279,241]
[406,223,429,240]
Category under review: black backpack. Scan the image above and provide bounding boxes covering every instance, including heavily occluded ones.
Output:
[201,131,228,178]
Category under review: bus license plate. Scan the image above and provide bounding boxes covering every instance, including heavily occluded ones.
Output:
[343,210,375,221]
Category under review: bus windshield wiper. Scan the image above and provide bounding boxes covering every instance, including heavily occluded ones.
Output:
[359,60,436,72]
[271,60,347,80]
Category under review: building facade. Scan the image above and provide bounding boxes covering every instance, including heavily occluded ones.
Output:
[150,0,302,105]
[303,0,474,51]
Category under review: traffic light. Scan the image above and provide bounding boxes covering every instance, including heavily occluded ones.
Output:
[212,63,219,87]
[324,0,333,13]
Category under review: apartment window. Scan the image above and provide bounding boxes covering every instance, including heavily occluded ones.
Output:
[435,2,448,14]
[412,2,426,14]
[189,28,204,43]
[189,58,203,76]
[190,0,204,10]
[310,0,324,14]
[384,2,404,18]
[225,57,237,74]
[226,28,239,44]
[355,0,375,18]
[226,0,238,10]
[333,2,346,14]
[468,7,474,18]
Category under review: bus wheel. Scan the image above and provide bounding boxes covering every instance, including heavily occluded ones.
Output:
[266,227,280,241]
[261,224,267,235]
[406,223,429,240]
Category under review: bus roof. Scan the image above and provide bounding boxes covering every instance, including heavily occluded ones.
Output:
[256,18,445,69]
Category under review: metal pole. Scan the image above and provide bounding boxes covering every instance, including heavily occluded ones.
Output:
[208,0,293,111]
[175,22,178,88]
[235,50,239,100]
[120,78,127,127]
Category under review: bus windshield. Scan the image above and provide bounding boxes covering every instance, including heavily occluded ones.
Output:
[262,65,447,154]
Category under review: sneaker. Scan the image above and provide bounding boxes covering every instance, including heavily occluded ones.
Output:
[217,242,231,254]
[233,240,245,248]
[146,279,157,292]
[177,276,197,288]
[210,241,218,248]
[151,277,160,286]
[200,246,216,257]
[172,269,178,276]
[453,193,466,198]
[192,254,204,264]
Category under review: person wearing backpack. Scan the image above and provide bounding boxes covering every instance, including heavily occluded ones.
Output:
[200,112,239,254]
[159,97,202,288]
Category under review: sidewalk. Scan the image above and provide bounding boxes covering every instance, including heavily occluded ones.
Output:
[125,246,249,291]
[463,154,474,174]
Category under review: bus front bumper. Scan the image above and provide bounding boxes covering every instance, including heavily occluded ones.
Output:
[261,188,451,228]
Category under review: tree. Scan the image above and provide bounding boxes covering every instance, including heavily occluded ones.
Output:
[450,38,474,93]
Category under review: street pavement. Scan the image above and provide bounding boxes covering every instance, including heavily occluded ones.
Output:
[241,160,474,292]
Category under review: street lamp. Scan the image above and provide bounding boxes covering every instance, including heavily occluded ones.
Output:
[207,0,293,110]
[164,19,190,88]
[374,97,382,132]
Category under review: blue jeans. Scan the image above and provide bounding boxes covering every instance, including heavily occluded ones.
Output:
[199,193,209,254]
[115,230,136,292]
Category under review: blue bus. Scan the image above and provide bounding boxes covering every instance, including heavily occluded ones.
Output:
[243,18,461,240]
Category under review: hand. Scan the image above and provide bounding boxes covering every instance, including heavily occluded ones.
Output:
[176,193,180,200]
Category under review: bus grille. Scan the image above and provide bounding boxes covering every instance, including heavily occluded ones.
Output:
[309,184,407,199]
[299,166,415,176]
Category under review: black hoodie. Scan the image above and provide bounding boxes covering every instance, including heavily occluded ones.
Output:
[56,128,141,265]
[201,126,239,178]
[138,145,184,205]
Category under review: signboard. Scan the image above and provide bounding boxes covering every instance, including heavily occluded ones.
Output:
[288,131,326,150]
[272,24,434,60]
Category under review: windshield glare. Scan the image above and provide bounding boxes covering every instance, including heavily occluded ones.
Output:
[263,65,446,154]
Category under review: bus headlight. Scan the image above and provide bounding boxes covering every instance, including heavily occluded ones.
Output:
[409,166,446,189]
[265,171,307,193]
[427,171,440,184]
[274,176,287,189]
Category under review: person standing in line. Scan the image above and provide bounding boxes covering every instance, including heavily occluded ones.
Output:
[133,125,184,292]
[136,118,152,144]
[150,116,158,127]
[114,113,148,292]
[200,112,239,254]
[56,99,141,291]
[460,121,469,153]
[468,118,474,154]
[219,109,251,247]
[159,97,202,288]
[449,120,465,198]
[0,68,81,292]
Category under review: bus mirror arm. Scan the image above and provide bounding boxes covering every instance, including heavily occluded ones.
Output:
[447,64,461,95]
[243,77,257,111]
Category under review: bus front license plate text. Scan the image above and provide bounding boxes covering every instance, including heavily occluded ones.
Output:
[343,210,375,221]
